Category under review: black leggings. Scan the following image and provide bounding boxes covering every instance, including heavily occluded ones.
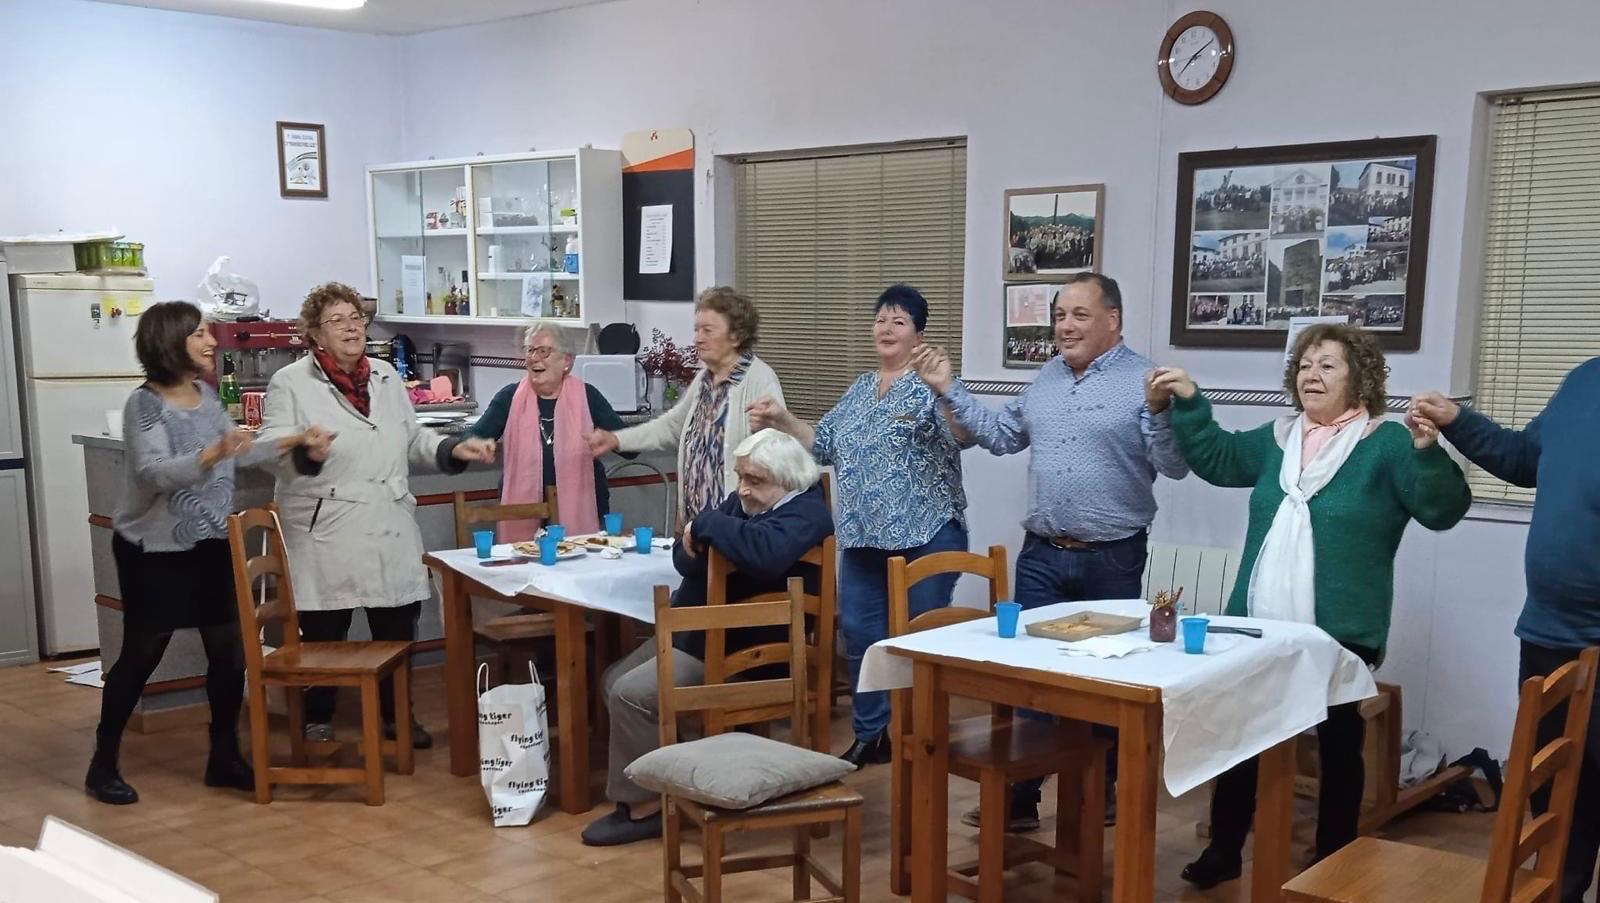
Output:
[1208,641,1379,863]
[298,602,420,725]
[97,622,246,749]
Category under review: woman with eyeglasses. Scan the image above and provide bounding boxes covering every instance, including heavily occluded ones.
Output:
[464,321,632,541]
[255,282,496,749]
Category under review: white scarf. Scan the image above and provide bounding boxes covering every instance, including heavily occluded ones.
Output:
[1247,410,1370,623]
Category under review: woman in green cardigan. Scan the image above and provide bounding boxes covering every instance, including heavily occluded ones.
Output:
[1149,324,1471,890]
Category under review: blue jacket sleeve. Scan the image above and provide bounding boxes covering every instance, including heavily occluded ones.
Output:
[466,383,517,441]
[1441,405,1542,489]
[692,493,833,581]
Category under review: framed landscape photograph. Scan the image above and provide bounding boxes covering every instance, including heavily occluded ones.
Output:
[1004,184,1103,281]
[1170,135,1434,350]
[276,121,328,199]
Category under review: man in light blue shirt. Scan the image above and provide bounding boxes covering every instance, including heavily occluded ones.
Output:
[915,272,1189,830]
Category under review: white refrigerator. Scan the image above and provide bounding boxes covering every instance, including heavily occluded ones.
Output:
[12,274,152,654]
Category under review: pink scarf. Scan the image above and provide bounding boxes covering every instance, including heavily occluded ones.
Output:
[1301,407,1364,467]
[500,374,599,541]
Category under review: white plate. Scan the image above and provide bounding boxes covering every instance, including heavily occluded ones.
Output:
[568,533,637,552]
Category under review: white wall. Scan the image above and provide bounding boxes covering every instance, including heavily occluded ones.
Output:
[388,0,1600,758]
[0,0,403,314]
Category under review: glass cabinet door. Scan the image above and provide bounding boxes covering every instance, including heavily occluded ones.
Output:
[373,165,472,317]
[470,157,582,320]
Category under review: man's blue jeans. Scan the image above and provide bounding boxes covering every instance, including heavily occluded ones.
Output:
[839,520,969,743]
[1013,531,1148,802]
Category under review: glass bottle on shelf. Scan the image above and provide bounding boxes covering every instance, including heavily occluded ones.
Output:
[458,270,471,316]
[219,355,242,421]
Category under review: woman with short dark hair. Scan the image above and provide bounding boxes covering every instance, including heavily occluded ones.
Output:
[87,301,331,805]
[1150,324,1472,887]
[747,283,969,768]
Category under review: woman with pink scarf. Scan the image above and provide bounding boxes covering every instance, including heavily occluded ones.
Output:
[466,322,631,540]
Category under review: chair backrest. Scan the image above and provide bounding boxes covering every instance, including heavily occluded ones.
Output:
[653,581,807,747]
[702,535,836,733]
[226,506,303,677]
[820,472,833,511]
[1479,645,1599,903]
[1141,541,1239,616]
[886,545,1009,638]
[451,487,559,546]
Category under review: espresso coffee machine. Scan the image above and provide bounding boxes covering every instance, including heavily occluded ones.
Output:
[208,319,308,390]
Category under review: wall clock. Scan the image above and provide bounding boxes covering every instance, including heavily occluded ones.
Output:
[1158,11,1234,105]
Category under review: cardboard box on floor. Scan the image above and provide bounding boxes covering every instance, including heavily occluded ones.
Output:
[0,817,217,902]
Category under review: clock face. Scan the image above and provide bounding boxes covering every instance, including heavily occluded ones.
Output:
[1168,25,1222,92]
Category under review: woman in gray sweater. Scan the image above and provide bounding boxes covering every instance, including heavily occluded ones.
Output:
[86,301,330,805]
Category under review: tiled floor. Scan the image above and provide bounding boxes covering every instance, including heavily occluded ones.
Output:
[0,658,1521,902]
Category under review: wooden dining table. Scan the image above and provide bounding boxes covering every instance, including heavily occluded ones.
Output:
[861,600,1378,903]
[424,544,680,815]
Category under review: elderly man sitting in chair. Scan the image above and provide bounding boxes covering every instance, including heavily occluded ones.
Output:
[581,427,835,846]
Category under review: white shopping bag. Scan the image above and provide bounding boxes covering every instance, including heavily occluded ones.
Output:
[477,662,551,827]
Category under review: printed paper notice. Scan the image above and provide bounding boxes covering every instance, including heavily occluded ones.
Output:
[401,255,426,316]
[639,204,673,274]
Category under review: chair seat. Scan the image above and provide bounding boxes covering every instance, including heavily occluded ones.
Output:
[1282,837,1540,903]
[262,641,411,677]
[474,613,559,643]
[685,780,864,824]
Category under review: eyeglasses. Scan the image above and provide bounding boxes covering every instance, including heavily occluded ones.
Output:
[525,345,559,360]
[319,313,369,330]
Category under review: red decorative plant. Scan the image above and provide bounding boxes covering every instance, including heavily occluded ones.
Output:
[639,329,699,383]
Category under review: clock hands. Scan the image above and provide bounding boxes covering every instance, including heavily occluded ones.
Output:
[1177,38,1216,76]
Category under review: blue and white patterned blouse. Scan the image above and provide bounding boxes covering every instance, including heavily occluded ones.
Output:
[812,371,967,550]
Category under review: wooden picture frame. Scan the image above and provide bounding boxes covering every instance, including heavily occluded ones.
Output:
[276,121,328,199]
[1003,183,1103,369]
[1170,135,1435,351]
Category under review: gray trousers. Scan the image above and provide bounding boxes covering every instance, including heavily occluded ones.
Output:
[602,640,705,805]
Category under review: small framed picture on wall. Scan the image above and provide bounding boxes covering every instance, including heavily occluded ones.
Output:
[1004,184,1104,281]
[276,121,328,199]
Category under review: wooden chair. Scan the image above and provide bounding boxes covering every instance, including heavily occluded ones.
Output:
[226,506,414,806]
[1284,646,1599,903]
[452,488,563,687]
[887,546,1107,903]
[655,581,864,903]
[703,535,836,755]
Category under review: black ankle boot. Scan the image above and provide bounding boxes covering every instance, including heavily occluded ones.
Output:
[838,731,891,770]
[85,737,138,805]
[204,730,255,792]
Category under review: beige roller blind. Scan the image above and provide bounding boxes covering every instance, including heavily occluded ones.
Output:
[734,140,967,420]
[1472,89,1600,503]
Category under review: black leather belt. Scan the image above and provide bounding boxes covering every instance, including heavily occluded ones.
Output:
[1029,531,1141,551]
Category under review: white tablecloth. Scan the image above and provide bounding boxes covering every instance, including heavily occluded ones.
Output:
[430,544,682,624]
[857,599,1377,795]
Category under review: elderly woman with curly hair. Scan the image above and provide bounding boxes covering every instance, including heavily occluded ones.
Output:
[1147,324,1472,889]
[256,282,496,749]
[589,286,783,525]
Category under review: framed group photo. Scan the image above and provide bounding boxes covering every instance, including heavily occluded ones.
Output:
[1003,183,1103,368]
[1169,135,1435,350]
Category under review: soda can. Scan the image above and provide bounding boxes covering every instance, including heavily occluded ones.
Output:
[242,391,265,428]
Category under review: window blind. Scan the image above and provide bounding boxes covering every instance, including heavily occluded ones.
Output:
[1472,89,1600,503]
[733,140,967,421]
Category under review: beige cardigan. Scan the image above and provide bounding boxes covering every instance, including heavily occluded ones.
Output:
[615,355,784,524]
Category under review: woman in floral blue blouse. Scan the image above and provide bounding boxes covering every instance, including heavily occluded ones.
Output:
[748,283,968,769]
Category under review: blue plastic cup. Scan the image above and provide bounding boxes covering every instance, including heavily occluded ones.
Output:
[995,601,1023,638]
[539,536,558,566]
[546,524,566,543]
[604,512,623,536]
[635,525,654,554]
[1181,616,1210,654]
[473,529,495,559]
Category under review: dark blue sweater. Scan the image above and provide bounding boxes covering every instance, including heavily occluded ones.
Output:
[1443,357,1600,649]
[671,483,835,659]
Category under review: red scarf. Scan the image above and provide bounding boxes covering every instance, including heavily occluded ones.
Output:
[314,346,371,417]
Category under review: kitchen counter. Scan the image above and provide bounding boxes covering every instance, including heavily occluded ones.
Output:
[71,429,677,728]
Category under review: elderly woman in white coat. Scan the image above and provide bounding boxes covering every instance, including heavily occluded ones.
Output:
[588,286,784,526]
[256,282,495,748]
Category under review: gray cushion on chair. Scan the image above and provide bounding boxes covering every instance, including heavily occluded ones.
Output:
[625,733,853,810]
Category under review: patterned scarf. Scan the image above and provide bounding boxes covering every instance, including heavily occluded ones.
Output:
[681,354,752,519]
[313,346,371,417]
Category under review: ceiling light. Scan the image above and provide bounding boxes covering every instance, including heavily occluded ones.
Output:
[243,0,366,10]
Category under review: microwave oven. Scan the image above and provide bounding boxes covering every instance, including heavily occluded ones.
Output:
[573,354,645,413]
